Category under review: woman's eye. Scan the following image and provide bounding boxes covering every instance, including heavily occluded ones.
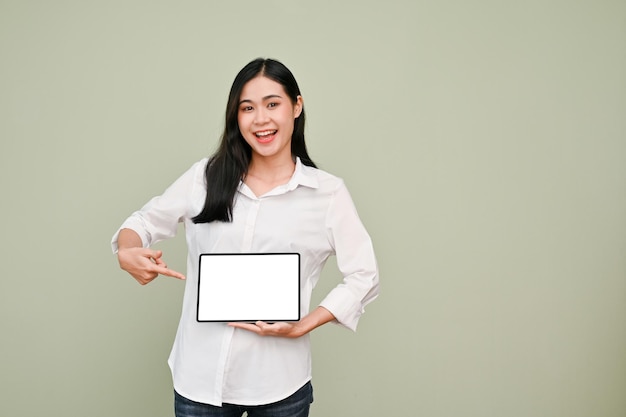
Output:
[268,102,278,108]
[241,106,253,112]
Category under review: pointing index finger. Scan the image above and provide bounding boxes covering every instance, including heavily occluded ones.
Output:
[154,265,185,280]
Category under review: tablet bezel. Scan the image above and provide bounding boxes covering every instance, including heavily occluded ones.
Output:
[196,253,301,323]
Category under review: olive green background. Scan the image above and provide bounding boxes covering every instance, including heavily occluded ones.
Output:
[1,1,625,416]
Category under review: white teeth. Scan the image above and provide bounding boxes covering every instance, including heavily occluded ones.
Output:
[255,130,276,137]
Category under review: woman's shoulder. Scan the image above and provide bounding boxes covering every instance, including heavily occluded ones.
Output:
[167,158,209,186]
[300,163,345,191]
[193,157,210,168]
[185,157,210,176]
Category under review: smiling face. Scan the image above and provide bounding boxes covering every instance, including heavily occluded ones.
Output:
[237,75,303,164]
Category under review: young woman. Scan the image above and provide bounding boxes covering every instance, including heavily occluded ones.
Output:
[112,58,379,417]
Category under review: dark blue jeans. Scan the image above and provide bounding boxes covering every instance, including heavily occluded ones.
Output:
[174,381,313,417]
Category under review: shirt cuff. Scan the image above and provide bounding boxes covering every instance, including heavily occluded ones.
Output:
[318,287,365,332]
[110,217,151,253]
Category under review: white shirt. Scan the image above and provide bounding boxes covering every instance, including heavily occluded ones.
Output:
[111,157,379,406]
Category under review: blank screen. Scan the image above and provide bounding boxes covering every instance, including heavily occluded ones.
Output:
[197,253,300,322]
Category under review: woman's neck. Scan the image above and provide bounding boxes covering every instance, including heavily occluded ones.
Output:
[247,155,296,182]
[244,155,296,196]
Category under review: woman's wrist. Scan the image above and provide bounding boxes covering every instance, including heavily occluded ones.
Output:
[295,306,335,336]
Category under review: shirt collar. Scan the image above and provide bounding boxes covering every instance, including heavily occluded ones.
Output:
[237,157,319,199]
[287,157,319,190]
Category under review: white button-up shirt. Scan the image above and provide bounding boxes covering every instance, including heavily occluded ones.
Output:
[111,158,379,406]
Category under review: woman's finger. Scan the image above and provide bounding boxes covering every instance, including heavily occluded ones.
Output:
[153,265,186,280]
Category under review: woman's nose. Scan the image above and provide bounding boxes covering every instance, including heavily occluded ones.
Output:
[254,108,270,124]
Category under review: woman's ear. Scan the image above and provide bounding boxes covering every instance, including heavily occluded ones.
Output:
[294,96,303,118]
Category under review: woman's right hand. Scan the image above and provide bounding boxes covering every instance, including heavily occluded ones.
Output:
[117,247,186,285]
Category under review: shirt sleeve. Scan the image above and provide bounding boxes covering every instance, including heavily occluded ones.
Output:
[111,159,206,253]
[319,181,380,331]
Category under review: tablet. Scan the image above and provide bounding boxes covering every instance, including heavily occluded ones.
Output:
[197,253,300,322]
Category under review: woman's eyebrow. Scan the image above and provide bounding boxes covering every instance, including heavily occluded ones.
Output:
[239,94,283,105]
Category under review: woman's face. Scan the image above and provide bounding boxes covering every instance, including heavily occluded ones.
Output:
[237,76,303,163]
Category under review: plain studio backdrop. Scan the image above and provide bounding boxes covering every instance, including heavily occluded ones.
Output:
[1,1,624,416]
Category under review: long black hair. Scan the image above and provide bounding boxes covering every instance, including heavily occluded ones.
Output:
[192,58,317,224]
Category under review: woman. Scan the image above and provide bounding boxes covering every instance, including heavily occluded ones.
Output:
[112,58,379,417]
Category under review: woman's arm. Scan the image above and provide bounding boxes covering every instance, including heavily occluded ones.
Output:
[318,182,380,331]
[117,228,185,285]
[112,161,208,284]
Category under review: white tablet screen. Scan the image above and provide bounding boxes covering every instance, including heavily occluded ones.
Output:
[197,253,300,322]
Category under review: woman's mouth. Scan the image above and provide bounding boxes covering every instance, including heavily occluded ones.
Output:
[254,130,277,143]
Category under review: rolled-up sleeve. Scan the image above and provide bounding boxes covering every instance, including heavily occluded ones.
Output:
[320,182,380,331]
[111,159,206,253]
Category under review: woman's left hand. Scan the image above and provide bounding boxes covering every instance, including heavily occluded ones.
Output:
[228,321,304,338]
[228,307,336,338]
